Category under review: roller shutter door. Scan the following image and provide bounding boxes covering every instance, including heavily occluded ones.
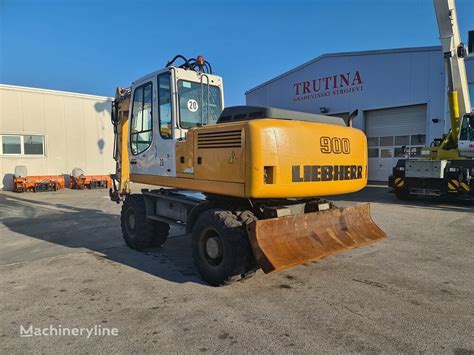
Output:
[365,104,427,181]
[366,105,426,137]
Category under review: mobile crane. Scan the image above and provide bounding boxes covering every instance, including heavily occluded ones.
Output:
[389,0,474,200]
[110,55,385,286]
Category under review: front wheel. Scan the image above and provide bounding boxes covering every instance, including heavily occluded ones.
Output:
[191,209,257,286]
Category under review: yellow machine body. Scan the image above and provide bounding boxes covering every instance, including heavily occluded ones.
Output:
[131,119,368,198]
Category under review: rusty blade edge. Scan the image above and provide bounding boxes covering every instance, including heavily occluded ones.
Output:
[247,203,386,274]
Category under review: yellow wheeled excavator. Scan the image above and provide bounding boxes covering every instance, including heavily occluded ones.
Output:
[110,54,385,285]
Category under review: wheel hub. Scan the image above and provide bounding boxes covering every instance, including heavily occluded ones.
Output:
[128,213,136,231]
[205,236,221,260]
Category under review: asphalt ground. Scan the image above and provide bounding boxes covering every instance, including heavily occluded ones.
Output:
[0,185,473,353]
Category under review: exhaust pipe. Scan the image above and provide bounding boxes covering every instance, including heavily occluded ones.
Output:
[347,109,359,127]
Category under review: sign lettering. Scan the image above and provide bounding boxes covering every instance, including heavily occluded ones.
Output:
[293,70,364,102]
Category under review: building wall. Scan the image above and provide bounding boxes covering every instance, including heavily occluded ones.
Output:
[245,47,448,144]
[0,85,114,190]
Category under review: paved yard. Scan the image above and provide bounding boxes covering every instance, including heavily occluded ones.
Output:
[0,186,473,353]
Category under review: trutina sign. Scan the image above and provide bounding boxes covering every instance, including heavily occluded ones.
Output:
[293,70,364,102]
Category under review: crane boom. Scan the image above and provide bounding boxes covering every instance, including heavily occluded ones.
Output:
[434,0,471,126]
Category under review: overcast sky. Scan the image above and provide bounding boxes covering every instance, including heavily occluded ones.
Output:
[1,0,473,106]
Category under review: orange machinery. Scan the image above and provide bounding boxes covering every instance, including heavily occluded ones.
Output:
[13,175,65,193]
[12,166,111,192]
[70,175,112,189]
[70,168,112,190]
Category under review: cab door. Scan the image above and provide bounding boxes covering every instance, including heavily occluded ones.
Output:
[129,78,157,175]
[154,71,176,177]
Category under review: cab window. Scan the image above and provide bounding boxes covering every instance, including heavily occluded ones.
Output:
[177,80,221,129]
[158,73,172,139]
[460,115,473,141]
[130,82,153,155]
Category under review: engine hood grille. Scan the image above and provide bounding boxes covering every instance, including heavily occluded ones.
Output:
[197,129,242,149]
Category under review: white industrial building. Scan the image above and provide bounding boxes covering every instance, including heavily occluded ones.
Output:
[0,84,114,190]
[246,46,474,181]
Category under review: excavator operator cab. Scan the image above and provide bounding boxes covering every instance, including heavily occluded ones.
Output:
[126,55,224,177]
[459,113,474,156]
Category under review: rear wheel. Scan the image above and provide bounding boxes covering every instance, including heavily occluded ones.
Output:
[191,209,257,286]
[121,194,169,250]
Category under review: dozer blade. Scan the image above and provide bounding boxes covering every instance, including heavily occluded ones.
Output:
[246,203,385,273]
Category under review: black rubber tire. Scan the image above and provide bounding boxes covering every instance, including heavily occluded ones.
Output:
[121,194,169,250]
[191,209,257,286]
[149,221,170,247]
[394,188,415,201]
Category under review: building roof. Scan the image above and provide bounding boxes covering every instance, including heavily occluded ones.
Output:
[0,84,113,101]
[245,46,442,95]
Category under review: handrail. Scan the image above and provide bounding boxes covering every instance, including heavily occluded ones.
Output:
[200,74,211,125]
